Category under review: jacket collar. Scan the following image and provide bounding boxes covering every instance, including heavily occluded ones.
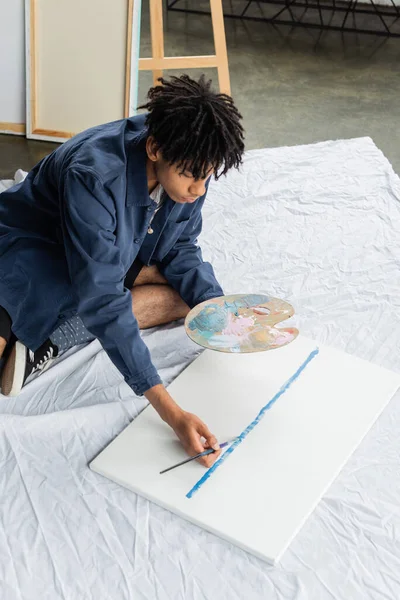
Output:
[126,116,152,207]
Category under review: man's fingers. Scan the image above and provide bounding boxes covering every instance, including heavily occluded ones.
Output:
[202,449,221,467]
[199,452,215,467]
[192,436,219,467]
[198,423,220,451]
[209,437,220,451]
[178,414,221,467]
[189,432,206,456]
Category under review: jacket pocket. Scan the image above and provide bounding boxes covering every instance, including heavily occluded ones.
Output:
[172,216,190,225]
[154,219,190,262]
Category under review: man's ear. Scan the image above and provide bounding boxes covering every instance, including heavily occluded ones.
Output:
[146,136,159,162]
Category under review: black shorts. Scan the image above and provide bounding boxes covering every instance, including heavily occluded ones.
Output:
[124,257,143,290]
[0,305,12,343]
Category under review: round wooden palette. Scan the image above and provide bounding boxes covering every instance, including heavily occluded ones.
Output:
[185,293,299,353]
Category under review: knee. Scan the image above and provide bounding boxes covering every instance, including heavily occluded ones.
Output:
[134,265,168,286]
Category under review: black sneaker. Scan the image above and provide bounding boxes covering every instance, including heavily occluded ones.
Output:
[0,339,59,397]
[0,306,12,379]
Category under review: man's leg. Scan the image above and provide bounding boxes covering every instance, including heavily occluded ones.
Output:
[131,284,189,329]
[1,265,189,395]
[0,266,183,355]
[0,266,171,361]
[50,270,189,343]
[133,265,168,287]
[131,264,190,328]
[49,265,187,347]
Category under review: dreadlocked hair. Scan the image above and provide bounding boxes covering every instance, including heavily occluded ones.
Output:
[139,74,245,181]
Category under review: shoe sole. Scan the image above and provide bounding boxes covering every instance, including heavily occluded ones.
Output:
[1,341,26,397]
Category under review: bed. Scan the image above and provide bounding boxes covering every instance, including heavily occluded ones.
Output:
[1,137,400,599]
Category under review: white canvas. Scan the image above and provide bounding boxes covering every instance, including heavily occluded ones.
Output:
[90,335,400,564]
[25,0,142,142]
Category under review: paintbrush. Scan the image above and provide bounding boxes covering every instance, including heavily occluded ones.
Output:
[160,438,237,475]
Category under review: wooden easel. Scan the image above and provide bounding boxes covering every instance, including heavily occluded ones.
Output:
[139,0,231,95]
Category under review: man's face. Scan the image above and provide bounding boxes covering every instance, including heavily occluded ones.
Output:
[146,138,213,204]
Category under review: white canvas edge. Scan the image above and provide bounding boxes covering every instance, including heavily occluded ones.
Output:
[90,457,278,565]
[0,128,25,137]
[25,133,70,144]
[24,0,142,142]
[89,341,400,565]
[273,380,400,564]
[128,0,142,117]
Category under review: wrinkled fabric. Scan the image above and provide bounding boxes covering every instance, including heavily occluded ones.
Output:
[1,137,400,599]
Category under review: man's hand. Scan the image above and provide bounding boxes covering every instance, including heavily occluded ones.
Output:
[168,410,221,468]
[145,384,221,467]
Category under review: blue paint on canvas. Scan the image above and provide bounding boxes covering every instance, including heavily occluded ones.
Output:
[186,347,320,499]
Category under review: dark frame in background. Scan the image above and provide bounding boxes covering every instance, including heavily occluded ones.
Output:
[167,0,400,38]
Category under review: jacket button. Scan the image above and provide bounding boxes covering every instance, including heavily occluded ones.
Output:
[134,238,141,244]
[147,206,152,212]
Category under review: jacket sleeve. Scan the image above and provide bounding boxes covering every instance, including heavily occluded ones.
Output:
[61,168,161,396]
[158,196,224,309]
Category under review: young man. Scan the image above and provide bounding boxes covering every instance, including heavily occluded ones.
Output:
[0,74,244,467]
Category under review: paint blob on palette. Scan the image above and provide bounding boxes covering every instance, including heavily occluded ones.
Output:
[185,294,299,353]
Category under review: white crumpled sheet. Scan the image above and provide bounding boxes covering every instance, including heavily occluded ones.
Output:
[1,137,400,600]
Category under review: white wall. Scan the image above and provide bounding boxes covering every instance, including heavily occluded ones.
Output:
[0,0,25,129]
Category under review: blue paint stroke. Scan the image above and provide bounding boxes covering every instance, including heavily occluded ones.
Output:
[186,347,320,499]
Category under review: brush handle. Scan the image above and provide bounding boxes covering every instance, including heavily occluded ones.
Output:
[160,441,231,475]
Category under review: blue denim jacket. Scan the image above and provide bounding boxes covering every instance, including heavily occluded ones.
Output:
[0,114,223,394]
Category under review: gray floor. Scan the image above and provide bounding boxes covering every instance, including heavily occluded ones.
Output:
[1,1,400,178]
